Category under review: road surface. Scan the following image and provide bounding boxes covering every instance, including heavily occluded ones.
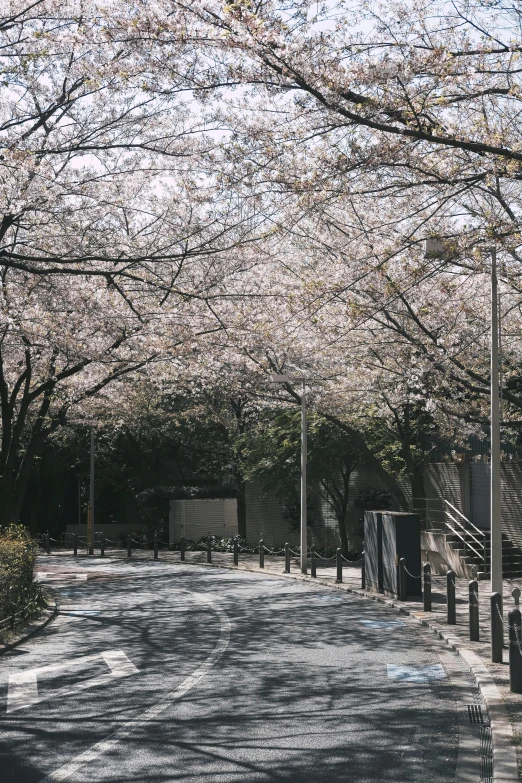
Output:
[0,557,481,782]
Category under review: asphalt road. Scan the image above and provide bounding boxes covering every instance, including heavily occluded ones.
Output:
[0,557,478,782]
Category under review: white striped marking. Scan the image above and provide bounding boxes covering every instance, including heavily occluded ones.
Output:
[7,650,139,714]
[38,594,231,783]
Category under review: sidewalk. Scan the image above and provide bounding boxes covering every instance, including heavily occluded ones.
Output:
[45,546,522,780]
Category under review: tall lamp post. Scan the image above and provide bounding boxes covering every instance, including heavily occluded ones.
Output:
[270,373,308,574]
[490,249,503,598]
[88,428,95,550]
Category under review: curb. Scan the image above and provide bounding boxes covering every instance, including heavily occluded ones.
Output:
[179,556,518,783]
[0,595,57,656]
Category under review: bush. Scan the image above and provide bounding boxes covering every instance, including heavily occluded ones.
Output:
[0,525,40,624]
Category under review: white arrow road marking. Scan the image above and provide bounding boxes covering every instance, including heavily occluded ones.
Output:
[7,650,139,714]
[39,594,231,783]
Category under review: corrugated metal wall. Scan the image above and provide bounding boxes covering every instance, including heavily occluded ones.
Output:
[169,499,238,544]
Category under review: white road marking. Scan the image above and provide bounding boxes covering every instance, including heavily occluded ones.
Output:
[39,594,231,783]
[360,619,404,628]
[386,663,446,683]
[7,650,139,714]
[35,573,88,582]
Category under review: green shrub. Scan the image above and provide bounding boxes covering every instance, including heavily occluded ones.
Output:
[0,525,40,623]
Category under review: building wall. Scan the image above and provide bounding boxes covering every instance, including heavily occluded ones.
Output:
[169,499,237,544]
[244,482,299,547]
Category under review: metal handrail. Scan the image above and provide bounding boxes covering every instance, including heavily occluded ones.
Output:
[445,510,485,552]
[443,499,485,540]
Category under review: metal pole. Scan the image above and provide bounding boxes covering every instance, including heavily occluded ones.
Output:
[423,562,432,611]
[89,428,95,551]
[259,539,264,569]
[491,248,503,602]
[78,477,81,526]
[447,570,456,624]
[469,580,479,641]
[301,380,307,574]
[284,542,290,574]
[491,592,503,663]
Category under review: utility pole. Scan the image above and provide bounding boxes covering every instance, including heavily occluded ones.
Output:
[491,248,503,602]
[301,379,308,574]
[269,373,308,574]
[88,428,95,549]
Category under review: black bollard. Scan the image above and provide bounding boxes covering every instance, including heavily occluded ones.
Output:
[469,580,479,641]
[207,536,212,564]
[180,536,185,561]
[284,543,290,574]
[127,534,132,558]
[259,539,264,569]
[46,533,50,555]
[100,534,105,558]
[423,562,432,611]
[336,548,342,583]
[154,532,158,560]
[73,533,78,557]
[361,550,365,590]
[399,558,408,601]
[509,607,522,693]
[447,570,456,624]
[311,547,316,578]
[88,536,93,556]
[233,537,238,566]
[491,592,503,663]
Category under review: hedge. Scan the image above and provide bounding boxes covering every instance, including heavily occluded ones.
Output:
[0,525,40,625]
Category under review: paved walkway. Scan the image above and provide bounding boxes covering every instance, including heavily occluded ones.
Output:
[46,546,522,779]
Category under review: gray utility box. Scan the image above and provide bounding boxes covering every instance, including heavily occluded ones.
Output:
[382,512,422,599]
[364,511,384,593]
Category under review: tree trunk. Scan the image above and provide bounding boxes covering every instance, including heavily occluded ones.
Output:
[237,479,247,539]
[409,467,427,528]
[0,476,18,525]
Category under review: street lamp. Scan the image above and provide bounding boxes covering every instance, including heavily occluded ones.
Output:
[269,373,308,574]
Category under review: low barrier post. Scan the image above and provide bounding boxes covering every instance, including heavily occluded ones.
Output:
[491,592,503,663]
[361,550,365,590]
[180,537,185,561]
[207,536,212,564]
[399,558,408,601]
[469,580,479,641]
[46,533,50,555]
[259,539,264,569]
[100,534,105,558]
[284,543,290,574]
[447,570,456,624]
[336,548,342,583]
[233,537,238,566]
[127,534,132,558]
[423,563,432,611]
[88,536,94,556]
[311,547,316,578]
[154,532,158,560]
[509,606,522,693]
[73,534,78,557]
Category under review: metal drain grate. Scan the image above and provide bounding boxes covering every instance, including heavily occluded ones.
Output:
[467,704,484,724]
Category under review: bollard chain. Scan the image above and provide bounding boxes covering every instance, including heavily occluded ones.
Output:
[401,564,422,579]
